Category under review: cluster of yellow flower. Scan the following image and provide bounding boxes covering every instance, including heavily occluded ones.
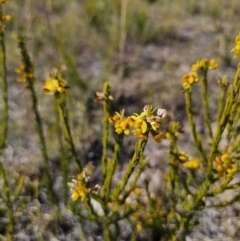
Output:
[1,14,11,21]
[68,172,100,201]
[42,78,69,94]
[182,58,218,90]
[231,33,240,59]
[109,105,168,143]
[15,64,37,83]
[0,0,10,22]
[178,152,200,170]
[41,69,69,94]
[0,0,9,5]
[213,154,237,176]
[182,71,199,90]
[191,58,218,72]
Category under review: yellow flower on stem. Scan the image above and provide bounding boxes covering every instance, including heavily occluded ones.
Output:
[1,14,11,21]
[183,159,200,170]
[213,154,236,176]
[109,114,120,124]
[68,171,100,202]
[192,58,218,71]
[15,64,25,74]
[70,186,89,201]
[147,118,160,131]
[209,59,218,70]
[42,78,69,94]
[109,111,131,135]
[132,128,148,140]
[178,152,189,162]
[182,71,199,90]
[231,33,240,59]
[0,0,9,4]
[15,64,37,83]
[200,58,209,69]
[114,118,131,135]
[191,60,201,72]
[152,131,166,143]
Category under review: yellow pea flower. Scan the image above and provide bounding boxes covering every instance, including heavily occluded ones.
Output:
[183,159,200,170]
[231,33,240,59]
[152,131,166,143]
[209,59,218,70]
[70,186,89,201]
[42,78,69,94]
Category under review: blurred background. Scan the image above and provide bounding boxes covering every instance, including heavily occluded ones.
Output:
[1,0,240,240]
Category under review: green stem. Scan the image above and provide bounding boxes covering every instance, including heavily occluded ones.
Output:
[18,37,57,204]
[168,145,179,210]
[122,162,145,201]
[103,219,111,241]
[56,103,68,204]
[112,138,147,201]
[201,69,213,138]
[0,161,14,239]
[212,174,233,196]
[217,78,229,123]
[56,94,82,172]
[101,82,111,181]
[185,90,207,165]
[102,136,123,201]
[0,4,8,150]
[208,65,240,173]
[184,178,211,213]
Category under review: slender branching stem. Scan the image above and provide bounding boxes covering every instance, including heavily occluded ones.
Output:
[0,160,14,240]
[56,94,82,172]
[112,138,147,201]
[0,4,8,150]
[101,82,111,181]
[103,136,123,201]
[185,90,207,165]
[200,69,213,138]
[18,37,57,204]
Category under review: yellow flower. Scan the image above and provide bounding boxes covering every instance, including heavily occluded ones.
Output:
[200,58,209,69]
[120,119,131,135]
[147,110,167,132]
[109,114,120,124]
[68,171,101,202]
[149,120,160,131]
[191,60,201,72]
[183,159,200,170]
[15,64,25,74]
[227,166,238,175]
[221,153,230,162]
[132,128,148,140]
[136,224,143,233]
[152,131,166,143]
[15,64,37,83]
[231,33,240,59]
[1,14,11,21]
[70,186,89,201]
[182,71,199,90]
[178,152,189,162]
[114,118,131,135]
[42,78,69,94]
[130,112,148,135]
[0,0,9,4]
[209,59,218,70]
[216,165,224,174]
